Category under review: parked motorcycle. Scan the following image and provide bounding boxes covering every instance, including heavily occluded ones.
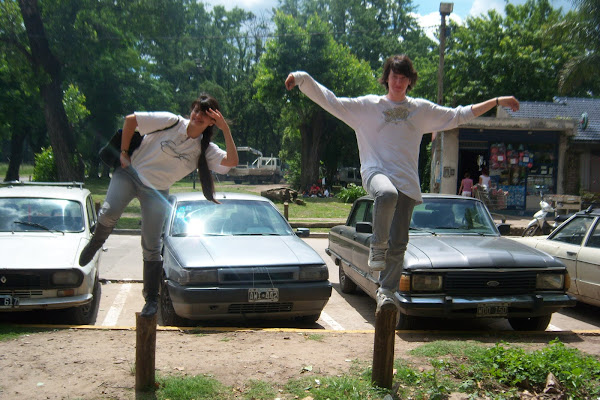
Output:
[522,193,571,236]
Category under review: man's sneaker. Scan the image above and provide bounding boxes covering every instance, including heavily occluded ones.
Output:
[368,247,387,271]
[376,287,397,312]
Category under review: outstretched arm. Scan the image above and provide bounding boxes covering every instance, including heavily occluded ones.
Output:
[471,96,520,117]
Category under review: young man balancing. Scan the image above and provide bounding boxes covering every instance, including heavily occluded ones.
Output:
[285,54,519,308]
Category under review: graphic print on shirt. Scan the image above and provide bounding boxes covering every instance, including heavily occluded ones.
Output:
[160,140,192,162]
[383,106,410,124]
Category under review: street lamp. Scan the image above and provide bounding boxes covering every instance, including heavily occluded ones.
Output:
[437,2,453,105]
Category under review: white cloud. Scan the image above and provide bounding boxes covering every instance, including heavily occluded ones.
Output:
[469,0,505,17]
[412,12,463,42]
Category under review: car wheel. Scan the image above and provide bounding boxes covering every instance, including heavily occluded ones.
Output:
[339,266,357,294]
[522,225,539,236]
[159,277,191,327]
[65,279,101,325]
[396,311,418,330]
[508,315,552,331]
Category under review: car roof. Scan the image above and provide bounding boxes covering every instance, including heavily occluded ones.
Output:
[356,193,481,202]
[169,192,272,203]
[577,206,600,217]
[0,182,90,202]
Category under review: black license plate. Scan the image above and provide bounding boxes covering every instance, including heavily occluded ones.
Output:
[248,288,279,303]
[0,295,20,308]
[476,302,509,317]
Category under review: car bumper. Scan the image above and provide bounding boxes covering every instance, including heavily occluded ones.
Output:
[166,280,332,320]
[396,293,577,318]
[0,293,93,311]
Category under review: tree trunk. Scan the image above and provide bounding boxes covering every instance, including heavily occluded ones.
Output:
[299,111,325,190]
[18,0,83,182]
[4,132,27,182]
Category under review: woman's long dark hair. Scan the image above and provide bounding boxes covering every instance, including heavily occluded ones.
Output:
[191,94,220,203]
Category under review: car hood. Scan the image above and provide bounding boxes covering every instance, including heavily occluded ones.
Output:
[0,233,84,268]
[406,235,561,269]
[165,235,324,267]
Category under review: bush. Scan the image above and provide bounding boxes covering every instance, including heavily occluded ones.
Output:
[336,183,367,203]
[33,147,57,182]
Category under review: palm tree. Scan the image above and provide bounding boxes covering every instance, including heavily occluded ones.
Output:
[558,0,600,94]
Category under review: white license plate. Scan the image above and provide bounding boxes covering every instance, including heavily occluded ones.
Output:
[248,288,279,303]
[477,302,509,317]
[0,295,20,308]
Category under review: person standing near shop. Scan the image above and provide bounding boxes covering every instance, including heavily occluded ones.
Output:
[285,54,519,307]
[458,172,474,196]
[78,94,238,318]
[479,167,491,189]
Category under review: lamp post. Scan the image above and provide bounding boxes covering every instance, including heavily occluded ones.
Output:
[431,2,453,193]
[437,2,453,105]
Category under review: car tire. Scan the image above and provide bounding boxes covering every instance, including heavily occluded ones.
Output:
[64,279,101,325]
[338,266,357,294]
[522,225,539,236]
[396,311,418,330]
[159,277,192,327]
[508,315,552,331]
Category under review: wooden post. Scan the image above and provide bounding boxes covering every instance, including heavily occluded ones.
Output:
[371,303,397,388]
[283,202,289,220]
[135,312,158,392]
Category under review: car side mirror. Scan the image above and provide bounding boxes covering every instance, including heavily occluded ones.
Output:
[295,227,310,238]
[496,223,511,236]
[356,222,373,234]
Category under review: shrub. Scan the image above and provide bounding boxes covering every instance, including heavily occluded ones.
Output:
[336,183,367,203]
[33,147,57,182]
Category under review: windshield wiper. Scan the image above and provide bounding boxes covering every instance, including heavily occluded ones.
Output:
[409,227,437,235]
[13,221,64,234]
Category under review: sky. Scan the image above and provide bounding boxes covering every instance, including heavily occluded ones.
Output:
[205,0,575,31]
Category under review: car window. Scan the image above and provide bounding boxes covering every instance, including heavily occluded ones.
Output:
[0,197,84,232]
[550,216,594,245]
[170,199,293,236]
[584,219,600,249]
[348,200,371,227]
[86,195,97,230]
[410,199,496,234]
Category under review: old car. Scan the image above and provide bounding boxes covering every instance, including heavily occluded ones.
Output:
[159,192,332,326]
[326,194,575,331]
[512,207,600,308]
[0,182,101,324]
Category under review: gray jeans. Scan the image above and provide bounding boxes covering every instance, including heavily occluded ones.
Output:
[365,173,416,291]
[97,167,169,262]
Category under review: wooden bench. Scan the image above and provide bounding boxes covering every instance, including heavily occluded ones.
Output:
[546,195,582,215]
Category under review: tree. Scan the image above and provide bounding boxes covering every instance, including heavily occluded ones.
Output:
[17,0,83,181]
[255,12,378,189]
[556,0,600,94]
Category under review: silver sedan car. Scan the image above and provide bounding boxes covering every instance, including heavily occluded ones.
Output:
[159,192,332,326]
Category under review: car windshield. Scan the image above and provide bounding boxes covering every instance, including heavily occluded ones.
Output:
[0,197,84,232]
[170,199,294,237]
[410,198,497,235]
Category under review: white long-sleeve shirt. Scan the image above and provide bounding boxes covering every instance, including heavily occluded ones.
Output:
[292,71,476,203]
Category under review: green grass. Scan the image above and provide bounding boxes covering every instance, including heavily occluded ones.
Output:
[0,163,35,181]
[147,339,600,400]
[0,324,52,341]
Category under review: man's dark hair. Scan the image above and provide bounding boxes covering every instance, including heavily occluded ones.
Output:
[192,93,220,203]
[379,55,419,92]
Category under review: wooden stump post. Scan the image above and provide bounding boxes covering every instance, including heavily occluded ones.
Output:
[135,312,158,392]
[371,303,397,388]
[283,202,289,220]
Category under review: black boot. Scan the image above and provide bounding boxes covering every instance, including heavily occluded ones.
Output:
[79,223,113,266]
[140,260,163,318]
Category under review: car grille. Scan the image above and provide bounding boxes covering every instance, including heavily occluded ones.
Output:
[228,302,294,314]
[444,271,537,295]
[0,290,43,298]
[0,272,50,289]
[219,267,297,284]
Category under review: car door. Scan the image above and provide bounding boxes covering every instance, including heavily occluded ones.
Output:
[537,216,596,296]
[350,200,379,294]
[576,218,600,306]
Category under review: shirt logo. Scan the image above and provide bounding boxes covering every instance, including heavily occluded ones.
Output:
[160,140,192,162]
[383,106,410,124]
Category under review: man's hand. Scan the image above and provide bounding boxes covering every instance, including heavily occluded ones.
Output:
[498,96,520,112]
[285,74,296,91]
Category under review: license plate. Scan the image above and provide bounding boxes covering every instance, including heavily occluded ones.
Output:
[248,288,279,303]
[477,302,509,317]
[0,295,20,308]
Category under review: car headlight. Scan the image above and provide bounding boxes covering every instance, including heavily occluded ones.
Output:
[299,265,329,281]
[536,273,565,290]
[179,268,218,285]
[400,274,443,292]
[52,270,82,286]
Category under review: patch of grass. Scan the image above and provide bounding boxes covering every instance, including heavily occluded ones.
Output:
[0,324,51,341]
[285,375,387,400]
[243,379,278,400]
[156,374,230,400]
[409,339,489,359]
[0,163,35,181]
[306,333,325,341]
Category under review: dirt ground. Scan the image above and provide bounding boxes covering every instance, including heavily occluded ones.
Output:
[1,327,599,400]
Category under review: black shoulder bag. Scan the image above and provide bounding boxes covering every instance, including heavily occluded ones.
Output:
[99,119,180,168]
